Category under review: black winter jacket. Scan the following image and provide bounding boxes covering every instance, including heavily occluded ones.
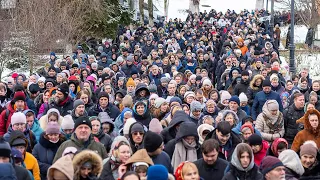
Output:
[283,104,305,145]
[48,96,73,116]
[194,158,228,180]
[222,164,263,180]
[88,103,120,120]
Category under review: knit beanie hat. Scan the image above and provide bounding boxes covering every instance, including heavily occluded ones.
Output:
[241,124,254,133]
[123,118,136,135]
[202,79,212,86]
[241,70,250,76]
[190,101,203,112]
[61,115,74,130]
[73,99,85,109]
[184,91,195,99]
[300,142,318,158]
[160,77,170,83]
[148,118,163,134]
[126,78,135,87]
[13,91,26,102]
[265,100,279,111]
[0,138,11,158]
[239,93,248,102]
[147,165,168,180]
[144,131,163,153]
[11,112,26,125]
[270,74,279,82]
[247,134,262,146]
[57,83,69,97]
[154,98,167,108]
[279,149,305,176]
[130,122,144,133]
[74,116,91,130]
[229,96,240,106]
[260,156,284,175]
[220,90,231,104]
[98,92,109,100]
[46,122,61,135]
[148,84,157,93]
[262,79,272,87]
[11,147,23,163]
[169,96,182,106]
[149,94,159,101]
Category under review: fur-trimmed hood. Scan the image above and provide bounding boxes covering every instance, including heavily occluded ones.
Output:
[73,150,103,179]
[221,110,239,128]
[249,74,264,90]
[298,109,320,135]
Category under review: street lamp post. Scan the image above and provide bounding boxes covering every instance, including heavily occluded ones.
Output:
[289,0,296,74]
[269,0,274,42]
[265,0,269,33]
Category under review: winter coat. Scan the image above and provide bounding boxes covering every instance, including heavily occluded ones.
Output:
[39,108,63,131]
[93,130,112,153]
[4,127,37,153]
[23,109,43,142]
[283,104,305,145]
[266,138,288,157]
[14,165,32,180]
[47,155,74,180]
[132,102,152,127]
[246,75,264,106]
[253,140,269,166]
[255,102,285,142]
[88,103,120,120]
[222,143,263,180]
[71,109,88,122]
[233,79,250,96]
[73,150,102,180]
[149,72,163,86]
[150,151,174,174]
[24,152,41,180]
[251,91,283,120]
[223,107,247,124]
[32,132,65,180]
[121,64,138,77]
[128,122,145,154]
[291,109,320,152]
[53,133,107,163]
[0,163,18,180]
[48,96,73,116]
[0,102,28,136]
[124,149,153,170]
[164,122,202,159]
[114,108,132,134]
[161,110,190,144]
[300,152,320,179]
[206,129,242,161]
[194,158,228,180]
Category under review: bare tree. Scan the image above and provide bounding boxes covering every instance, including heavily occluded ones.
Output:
[148,0,154,26]
[139,0,145,24]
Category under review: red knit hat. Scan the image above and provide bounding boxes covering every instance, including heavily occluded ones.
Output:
[241,124,254,133]
[13,91,26,102]
[260,156,283,175]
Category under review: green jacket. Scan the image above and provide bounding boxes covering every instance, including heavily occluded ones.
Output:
[53,133,107,163]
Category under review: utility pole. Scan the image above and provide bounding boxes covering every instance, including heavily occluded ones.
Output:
[265,0,269,33]
[289,0,296,74]
[269,0,274,42]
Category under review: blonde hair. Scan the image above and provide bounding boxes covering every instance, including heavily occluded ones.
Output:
[182,162,200,179]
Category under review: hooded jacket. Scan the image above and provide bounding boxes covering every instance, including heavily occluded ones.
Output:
[221,110,240,128]
[267,138,288,157]
[253,140,269,166]
[73,150,103,180]
[278,149,305,180]
[0,163,18,180]
[53,133,107,163]
[222,143,263,180]
[132,101,152,127]
[93,129,112,153]
[246,74,264,106]
[114,108,132,133]
[161,110,190,144]
[124,149,154,170]
[4,125,37,153]
[128,122,145,154]
[134,83,150,102]
[197,124,215,144]
[47,155,74,180]
[283,103,305,145]
[39,108,63,131]
[32,132,65,180]
[23,109,43,142]
[291,109,320,152]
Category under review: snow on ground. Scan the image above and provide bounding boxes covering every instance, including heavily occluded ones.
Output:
[280,25,308,44]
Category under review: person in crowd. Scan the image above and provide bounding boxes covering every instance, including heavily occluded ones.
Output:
[47,154,74,180]
[206,121,242,161]
[247,134,269,166]
[246,74,264,107]
[39,108,63,131]
[132,101,152,127]
[88,92,120,119]
[174,161,201,180]
[48,83,73,116]
[24,109,43,142]
[255,100,284,143]
[147,165,170,180]
[53,116,107,162]
[267,138,288,157]
[71,99,88,122]
[222,143,263,180]
[90,115,112,152]
[278,149,305,180]
[299,141,320,178]
[189,100,203,125]
[194,139,228,180]
[128,122,145,154]
[72,150,102,180]
[221,110,239,129]
[197,124,214,145]
[124,149,154,179]
[32,122,65,179]
[225,96,247,122]
[291,109,320,152]
[283,92,305,146]
[60,115,74,140]
[260,156,286,180]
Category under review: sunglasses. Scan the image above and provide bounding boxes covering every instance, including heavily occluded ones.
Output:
[132,132,144,136]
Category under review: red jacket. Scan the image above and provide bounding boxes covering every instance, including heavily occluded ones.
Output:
[0,102,28,136]
[254,140,269,166]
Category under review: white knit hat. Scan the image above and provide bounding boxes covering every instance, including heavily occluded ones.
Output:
[11,112,26,125]
[123,118,136,135]
[220,90,231,104]
[61,115,75,130]
[154,98,167,108]
[202,79,212,86]
[239,93,248,102]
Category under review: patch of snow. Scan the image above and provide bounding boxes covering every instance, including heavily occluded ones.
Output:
[280,25,308,43]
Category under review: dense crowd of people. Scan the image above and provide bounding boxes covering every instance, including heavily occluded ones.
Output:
[0,8,319,180]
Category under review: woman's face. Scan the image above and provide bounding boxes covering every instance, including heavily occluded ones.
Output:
[190,78,196,84]
[82,71,88,78]
[38,81,45,88]
[69,84,75,92]
[307,104,315,111]
[29,76,36,83]
[80,167,92,178]
[47,134,59,142]
[80,94,89,104]
[312,82,320,91]
[43,92,50,103]
[48,115,58,123]
[309,96,318,105]
[204,84,211,90]
[301,154,316,168]
[210,92,218,101]
[104,85,112,94]
[179,87,186,95]
[225,114,235,126]
[56,75,63,83]
[183,167,200,180]
[255,79,262,86]
[17,76,24,84]
[240,152,251,168]
[286,82,294,90]
[102,123,111,134]
[83,82,91,90]
[118,145,131,163]
[160,103,169,112]
[150,98,156,106]
[183,106,190,115]
[91,120,101,135]
[136,105,145,115]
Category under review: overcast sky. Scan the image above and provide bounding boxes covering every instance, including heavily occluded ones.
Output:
[154,0,287,20]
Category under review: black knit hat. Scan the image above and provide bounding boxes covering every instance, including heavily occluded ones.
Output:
[144,131,163,153]
[74,116,92,130]
[247,134,262,146]
[241,70,249,76]
[262,79,271,87]
[98,91,109,100]
[57,83,69,97]
[0,137,11,158]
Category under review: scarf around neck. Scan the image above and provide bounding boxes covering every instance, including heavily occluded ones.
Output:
[171,139,197,171]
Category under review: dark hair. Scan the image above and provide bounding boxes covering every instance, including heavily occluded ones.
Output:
[277,142,288,150]
[286,80,293,84]
[121,171,140,180]
[236,143,253,162]
[216,121,231,135]
[201,139,219,154]
[300,77,308,83]
[294,92,304,99]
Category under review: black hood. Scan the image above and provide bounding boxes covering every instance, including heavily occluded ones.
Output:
[175,122,199,142]
[167,110,190,131]
[9,130,28,147]
[134,83,150,97]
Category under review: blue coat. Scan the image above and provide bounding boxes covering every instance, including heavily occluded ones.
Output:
[23,110,43,142]
[251,91,283,120]
[32,133,64,180]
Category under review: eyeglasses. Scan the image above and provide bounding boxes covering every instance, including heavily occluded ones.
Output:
[132,132,144,136]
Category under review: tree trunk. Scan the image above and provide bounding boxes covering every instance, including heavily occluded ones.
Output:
[164,0,169,20]
[139,0,144,24]
[148,0,154,26]
[189,0,200,14]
